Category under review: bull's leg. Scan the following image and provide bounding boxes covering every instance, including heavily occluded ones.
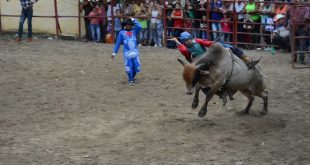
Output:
[192,85,200,109]
[198,85,220,117]
[256,89,268,116]
[240,90,255,114]
[227,89,237,100]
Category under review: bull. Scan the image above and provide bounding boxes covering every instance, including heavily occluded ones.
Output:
[178,43,268,117]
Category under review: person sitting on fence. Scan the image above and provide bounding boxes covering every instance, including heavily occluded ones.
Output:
[168,31,259,69]
[16,0,39,42]
[271,14,290,52]
[89,5,102,42]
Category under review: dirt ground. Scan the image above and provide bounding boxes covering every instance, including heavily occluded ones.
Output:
[0,37,309,165]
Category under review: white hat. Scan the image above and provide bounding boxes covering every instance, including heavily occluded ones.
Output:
[274,14,285,22]
[107,0,111,2]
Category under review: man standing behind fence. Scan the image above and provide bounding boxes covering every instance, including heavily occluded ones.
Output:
[16,0,38,42]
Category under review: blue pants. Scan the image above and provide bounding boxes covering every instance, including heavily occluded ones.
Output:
[18,7,33,38]
[124,56,141,82]
[90,24,101,42]
[211,23,222,40]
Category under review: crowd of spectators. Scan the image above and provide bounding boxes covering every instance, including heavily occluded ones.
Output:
[80,0,310,63]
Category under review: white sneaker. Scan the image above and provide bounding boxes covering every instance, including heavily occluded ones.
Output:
[138,44,142,47]
[154,44,158,47]
[158,44,162,47]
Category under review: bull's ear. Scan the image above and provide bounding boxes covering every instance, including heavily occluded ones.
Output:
[177,58,186,67]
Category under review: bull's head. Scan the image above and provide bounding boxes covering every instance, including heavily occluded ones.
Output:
[178,58,210,95]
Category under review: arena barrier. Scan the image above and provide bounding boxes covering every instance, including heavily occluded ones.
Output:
[0,0,309,68]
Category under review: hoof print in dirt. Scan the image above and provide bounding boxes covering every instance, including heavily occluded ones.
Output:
[260,111,268,116]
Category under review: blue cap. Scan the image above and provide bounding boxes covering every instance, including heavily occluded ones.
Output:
[180,31,193,43]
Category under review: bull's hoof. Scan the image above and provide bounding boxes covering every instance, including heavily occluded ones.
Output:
[192,101,199,109]
[260,110,268,116]
[239,109,249,115]
[198,110,207,117]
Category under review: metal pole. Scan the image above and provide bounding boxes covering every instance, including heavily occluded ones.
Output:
[111,0,115,43]
[54,0,60,35]
[291,1,297,68]
[163,1,167,46]
[233,0,237,47]
[206,0,211,40]
[0,7,2,34]
[78,1,81,38]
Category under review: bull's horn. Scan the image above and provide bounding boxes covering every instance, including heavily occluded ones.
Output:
[199,70,209,75]
[177,58,186,67]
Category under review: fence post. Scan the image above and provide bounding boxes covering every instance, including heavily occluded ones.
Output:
[54,0,60,36]
[78,1,81,38]
[163,1,167,47]
[233,0,237,47]
[0,7,2,34]
[291,1,297,68]
[111,0,115,43]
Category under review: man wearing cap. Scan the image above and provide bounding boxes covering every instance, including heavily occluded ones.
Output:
[112,18,142,86]
[15,0,39,42]
[168,31,258,68]
[271,14,290,52]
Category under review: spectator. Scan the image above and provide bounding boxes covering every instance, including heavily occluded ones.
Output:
[274,0,288,16]
[227,1,245,47]
[16,0,39,42]
[89,5,102,42]
[184,11,193,31]
[221,13,232,42]
[149,0,163,47]
[123,0,133,16]
[246,0,261,49]
[137,9,148,46]
[133,0,145,16]
[107,0,121,21]
[288,0,310,64]
[80,0,94,41]
[260,0,275,48]
[99,2,107,43]
[192,1,205,38]
[171,3,184,37]
[271,14,290,52]
[114,9,123,39]
[210,0,223,40]
[112,18,142,85]
[165,0,174,37]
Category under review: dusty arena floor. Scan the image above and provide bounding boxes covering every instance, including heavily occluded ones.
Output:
[0,37,310,165]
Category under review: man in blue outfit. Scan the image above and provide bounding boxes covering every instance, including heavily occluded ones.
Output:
[16,0,39,42]
[112,18,142,86]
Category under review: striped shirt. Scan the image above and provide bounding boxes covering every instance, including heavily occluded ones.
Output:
[20,0,38,9]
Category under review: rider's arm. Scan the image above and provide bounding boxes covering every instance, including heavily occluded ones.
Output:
[178,44,191,60]
[194,38,213,47]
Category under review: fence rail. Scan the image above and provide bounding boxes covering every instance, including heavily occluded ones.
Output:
[0,0,309,68]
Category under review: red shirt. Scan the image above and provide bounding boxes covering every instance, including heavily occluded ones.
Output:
[178,38,213,61]
[173,10,183,28]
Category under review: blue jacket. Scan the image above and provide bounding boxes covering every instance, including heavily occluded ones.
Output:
[113,20,142,59]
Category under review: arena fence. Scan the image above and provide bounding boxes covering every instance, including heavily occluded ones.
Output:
[0,0,309,69]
